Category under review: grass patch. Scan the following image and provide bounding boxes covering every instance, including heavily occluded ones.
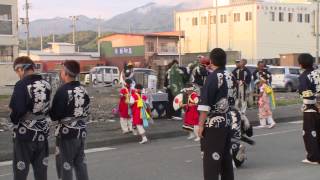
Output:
[0,95,10,101]
[276,98,301,106]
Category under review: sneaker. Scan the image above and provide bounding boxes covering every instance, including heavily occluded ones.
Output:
[172,116,182,121]
[194,137,201,142]
[269,123,276,129]
[236,145,246,162]
[139,138,148,144]
[301,159,319,165]
[187,133,195,140]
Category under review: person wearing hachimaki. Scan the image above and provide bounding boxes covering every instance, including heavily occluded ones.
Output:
[198,48,234,180]
[50,60,90,180]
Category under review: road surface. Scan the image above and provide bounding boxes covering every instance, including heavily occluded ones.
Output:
[0,121,319,180]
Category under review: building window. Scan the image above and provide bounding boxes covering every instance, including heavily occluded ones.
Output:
[0,46,14,63]
[201,16,207,25]
[146,42,155,52]
[288,13,293,22]
[245,12,252,21]
[220,14,227,23]
[234,13,240,22]
[305,14,310,23]
[279,12,284,22]
[297,13,303,23]
[192,17,198,26]
[270,12,275,21]
[0,5,13,35]
[210,15,216,24]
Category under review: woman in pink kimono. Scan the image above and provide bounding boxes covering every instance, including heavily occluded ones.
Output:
[257,75,276,129]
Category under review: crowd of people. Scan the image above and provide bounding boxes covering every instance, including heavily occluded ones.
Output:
[6,48,320,180]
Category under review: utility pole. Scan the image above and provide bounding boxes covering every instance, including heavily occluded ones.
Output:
[40,34,43,51]
[178,16,182,66]
[98,16,102,54]
[70,16,79,45]
[316,1,319,63]
[215,0,219,48]
[24,0,30,56]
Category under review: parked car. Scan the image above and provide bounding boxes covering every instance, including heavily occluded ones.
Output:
[84,66,120,85]
[269,66,300,92]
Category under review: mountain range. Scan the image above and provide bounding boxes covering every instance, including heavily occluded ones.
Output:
[20,2,208,38]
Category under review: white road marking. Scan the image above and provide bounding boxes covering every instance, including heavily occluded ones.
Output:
[288,121,303,124]
[253,129,300,137]
[0,146,116,168]
[84,147,116,154]
[0,173,11,177]
[172,144,199,150]
[0,161,11,167]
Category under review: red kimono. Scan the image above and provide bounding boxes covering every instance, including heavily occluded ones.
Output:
[131,91,148,126]
[118,87,131,118]
[183,92,199,127]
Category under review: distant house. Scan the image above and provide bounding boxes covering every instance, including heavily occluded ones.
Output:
[19,42,104,73]
[0,0,19,86]
[98,31,184,70]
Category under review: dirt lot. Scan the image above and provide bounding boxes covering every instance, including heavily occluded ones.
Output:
[0,86,300,130]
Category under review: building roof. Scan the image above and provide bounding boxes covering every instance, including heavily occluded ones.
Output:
[19,50,100,58]
[99,31,184,40]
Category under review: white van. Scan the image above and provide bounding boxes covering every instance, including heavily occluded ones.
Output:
[85,66,120,85]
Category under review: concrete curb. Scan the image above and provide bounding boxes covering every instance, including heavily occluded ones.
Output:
[0,116,302,162]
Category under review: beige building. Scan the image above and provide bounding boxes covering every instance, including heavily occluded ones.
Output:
[0,0,19,86]
[175,0,318,63]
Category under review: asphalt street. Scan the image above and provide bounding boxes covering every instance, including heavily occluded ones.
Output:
[0,121,319,180]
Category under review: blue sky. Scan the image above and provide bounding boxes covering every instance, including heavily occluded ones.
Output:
[18,0,229,20]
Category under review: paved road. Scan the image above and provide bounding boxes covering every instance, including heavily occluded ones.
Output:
[0,121,319,180]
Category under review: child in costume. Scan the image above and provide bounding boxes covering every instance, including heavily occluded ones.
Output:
[257,75,276,128]
[118,79,133,134]
[130,84,151,144]
[181,85,200,142]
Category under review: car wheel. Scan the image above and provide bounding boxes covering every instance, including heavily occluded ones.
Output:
[113,79,119,85]
[93,79,98,85]
[286,83,293,92]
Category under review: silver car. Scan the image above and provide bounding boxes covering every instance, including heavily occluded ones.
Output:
[269,66,300,92]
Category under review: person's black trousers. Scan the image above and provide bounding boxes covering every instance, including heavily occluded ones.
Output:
[202,115,234,180]
[303,112,320,162]
[13,139,49,180]
[56,138,89,180]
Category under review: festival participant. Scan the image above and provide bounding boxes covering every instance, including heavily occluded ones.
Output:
[298,53,320,165]
[130,84,150,144]
[198,48,234,180]
[252,61,272,105]
[187,56,210,92]
[50,60,90,180]
[118,79,133,134]
[164,60,188,119]
[256,75,276,129]
[232,59,252,114]
[9,56,51,180]
[181,84,200,142]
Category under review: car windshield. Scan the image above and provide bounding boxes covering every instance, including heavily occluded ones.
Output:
[269,68,285,75]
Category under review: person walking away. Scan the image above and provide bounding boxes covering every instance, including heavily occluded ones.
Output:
[9,56,51,180]
[50,60,90,180]
[130,84,150,144]
[181,84,200,142]
[198,48,234,180]
[256,75,276,128]
[298,53,320,165]
[118,79,133,134]
[232,59,252,114]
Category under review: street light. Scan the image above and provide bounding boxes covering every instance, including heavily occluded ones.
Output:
[311,0,320,63]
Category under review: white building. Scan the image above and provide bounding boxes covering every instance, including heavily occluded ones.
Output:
[175,0,318,63]
[0,0,19,86]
